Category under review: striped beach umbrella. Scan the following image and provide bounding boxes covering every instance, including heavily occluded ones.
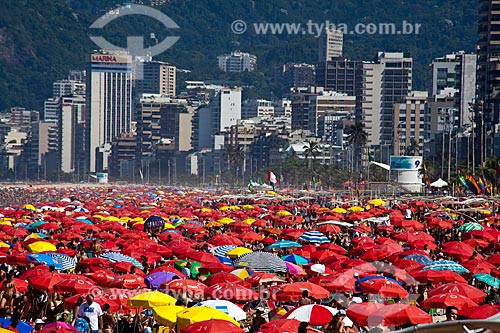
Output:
[47,253,77,271]
[213,245,237,257]
[100,251,144,270]
[473,273,500,288]
[458,222,484,232]
[234,251,287,272]
[299,231,330,244]
[403,253,433,265]
[421,260,469,274]
[268,240,302,250]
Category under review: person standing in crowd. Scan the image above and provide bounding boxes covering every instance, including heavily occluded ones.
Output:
[77,294,103,333]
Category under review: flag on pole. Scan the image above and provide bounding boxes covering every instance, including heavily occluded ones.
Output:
[423,164,431,189]
[139,168,144,182]
[268,170,278,191]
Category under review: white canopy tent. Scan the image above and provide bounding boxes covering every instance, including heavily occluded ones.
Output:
[431,178,448,188]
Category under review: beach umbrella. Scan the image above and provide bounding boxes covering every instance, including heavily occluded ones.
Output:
[47,253,77,271]
[212,245,237,257]
[152,305,186,327]
[458,222,484,232]
[422,293,479,310]
[368,304,432,327]
[282,304,337,326]
[230,268,254,280]
[421,260,469,274]
[180,319,243,333]
[0,318,33,333]
[204,272,242,286]
[260,319,301,332]
[27,272,65,292]
[412,270,467,284]
[127,290,177,309]
[368,199,385,206]
[144,215,165,230]
[278,282,330,300]
[26,254,62,269]
[176,306,240,330]
[246,272,285,286]
[203,283,258,302]
[427,283,486,303]
[27,241,56,253]
[99,252,144,270]
[281,254,310,265]
[234,252,287,272]
[82,270,116,287]
[144,271,180,289]
[442,242,475,260]
[195,300,247,321]
[225,247,253,259]
[162,279,207,298]
[473,273,500,288]
[403,253,433,265]
[298,231,330,244]
[53,276,96,294]
[459,304,500,319]
[109,274,146,289]
[268,241,301,250]
[346,302,385,327]
[358,279,408,298]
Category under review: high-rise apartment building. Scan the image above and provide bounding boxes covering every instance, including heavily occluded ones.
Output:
[59,95,86,174]
[430,51,476,126]
[86,51,133,173]
[393,91,428,156]
[217,51,257,72]
[135,61,176,97]
[318,29,343,62]
[308,91,356,138]
[276,63,316,89]
[192,88,241,150]
[362,52,412,156]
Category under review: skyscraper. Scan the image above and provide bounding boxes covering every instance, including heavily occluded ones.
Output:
[318,29,343,62]
[86,51,133,173]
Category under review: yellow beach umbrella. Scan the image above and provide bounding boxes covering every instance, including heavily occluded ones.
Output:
[219,206,230,212]
[228,206,241,211]
[242,205,254,210]
[127,291,177,309]
[276,210,292,217]
[332,207,347,214]
[27,241,57,253]
[368,198,386,207]
[0,241,9,248]
[230,268,253,280]
[176,306,239,330]
[218,217,235,224]
[242,218,256,224]
[164,223,175,229]
[153,305,186,327]
[348,206,365,212]
[226,247,253,259]
[24,204,36,211]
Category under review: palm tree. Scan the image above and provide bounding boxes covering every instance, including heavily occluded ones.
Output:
[346,122,368,172]
[303,141,320,171]
[223,144,245,175]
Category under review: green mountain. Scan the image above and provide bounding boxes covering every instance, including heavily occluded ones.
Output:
[0,0,478,111]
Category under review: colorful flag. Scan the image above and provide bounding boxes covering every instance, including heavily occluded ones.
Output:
[423,164,431,189]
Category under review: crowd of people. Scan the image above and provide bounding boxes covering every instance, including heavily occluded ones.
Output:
[0,186,496,333]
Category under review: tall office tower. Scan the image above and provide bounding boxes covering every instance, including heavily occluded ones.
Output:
[430,51,476,126]
[135,61,177,97]
[318,29,343,62]
[477,0,500,157]
[362,52,412,158]
[86,51,133,173]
